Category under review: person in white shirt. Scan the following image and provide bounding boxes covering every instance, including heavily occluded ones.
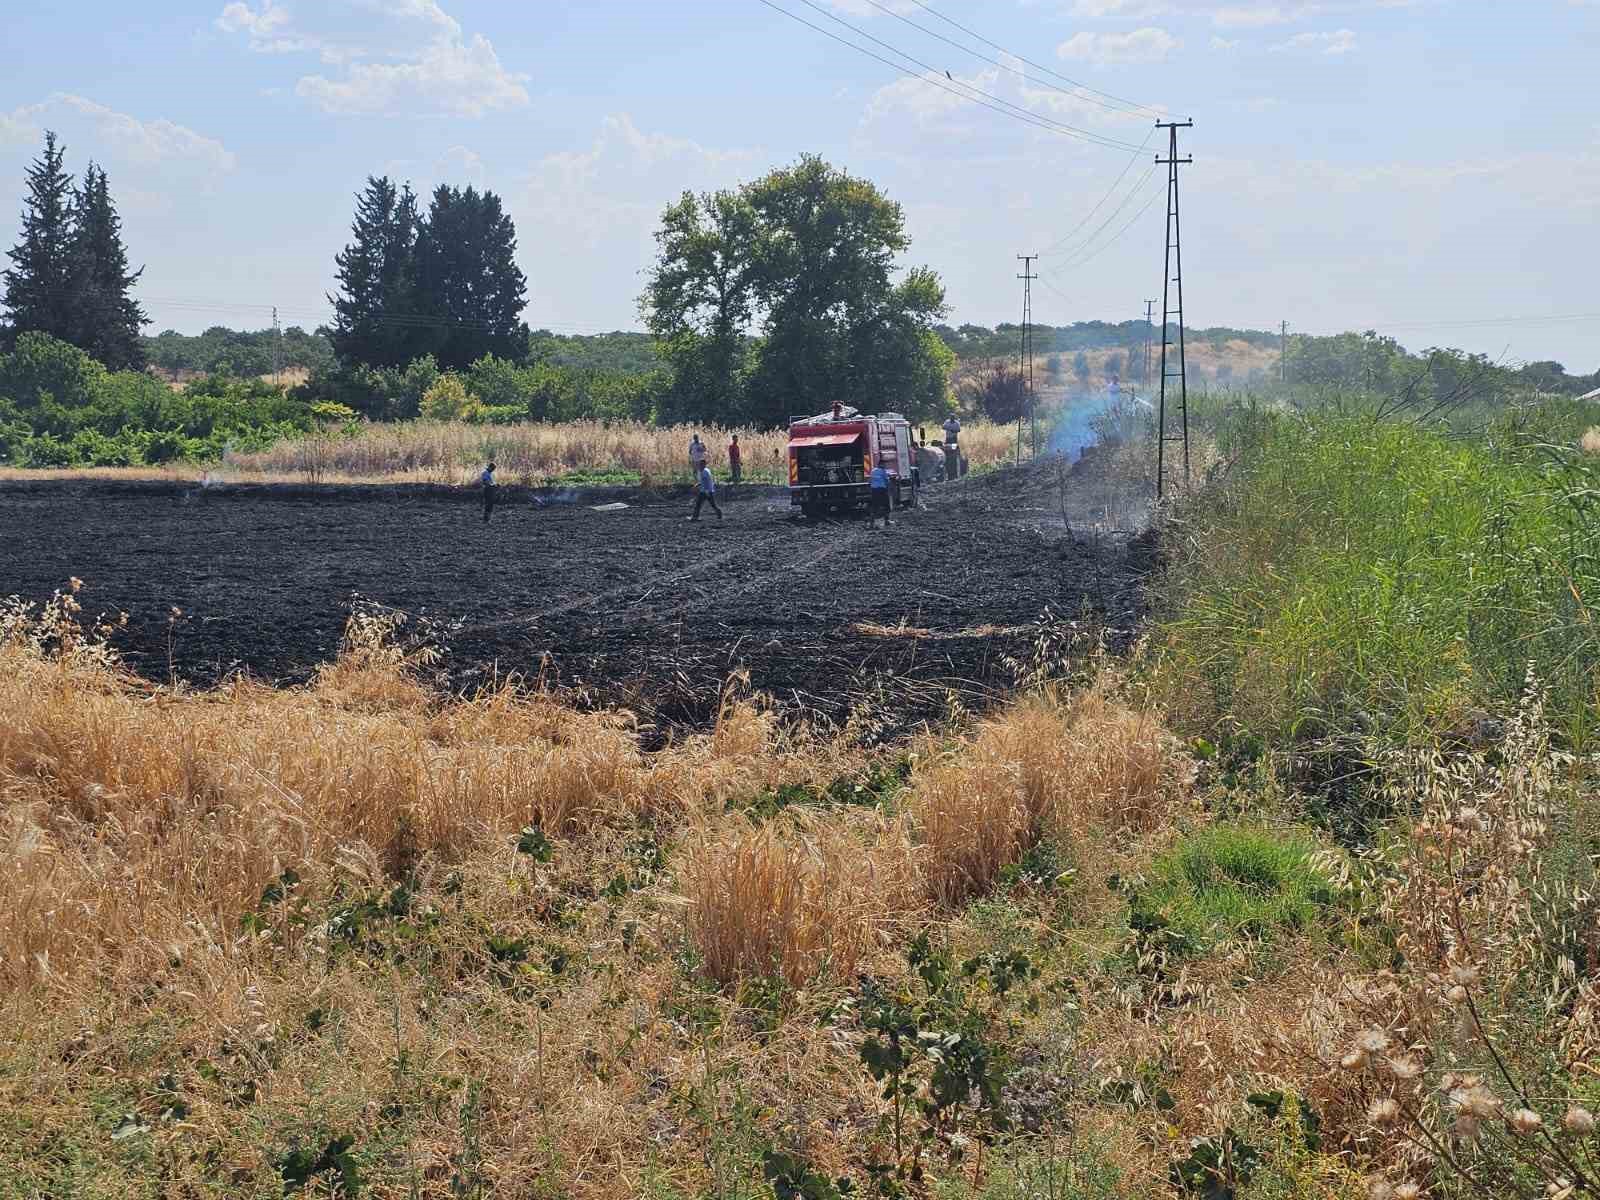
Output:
[690,463,722,521]
[689,434,707,474]
[479,461,496,523]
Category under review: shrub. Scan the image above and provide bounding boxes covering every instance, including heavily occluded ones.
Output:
[419,373,481,422]
[1129,824,1338,957]
[18,432,76,467]
[1154,410,1600,747]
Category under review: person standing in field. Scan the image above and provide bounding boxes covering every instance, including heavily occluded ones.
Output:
[479,461,497,522]
[868,460,891,528]
[941,414,962,479]
[727,434,742,483]
[689,433,707,475]
[690,461,722,521]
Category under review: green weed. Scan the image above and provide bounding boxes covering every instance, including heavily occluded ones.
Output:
[1128,825,1338,959]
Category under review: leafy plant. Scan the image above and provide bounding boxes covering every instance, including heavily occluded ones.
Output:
[859,934,1023,1183]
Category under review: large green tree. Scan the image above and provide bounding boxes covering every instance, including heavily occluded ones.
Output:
[642,189,758,424]
[407,184,528,370]
[66,165,147,370]
[3,132,77,351]
[642,155,952,428]
[328,176,419,368]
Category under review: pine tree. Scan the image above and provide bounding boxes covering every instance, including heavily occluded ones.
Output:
[409,184,528,370]
[328,176,418,368]
[3,132,76,351]
[67,165,148,370]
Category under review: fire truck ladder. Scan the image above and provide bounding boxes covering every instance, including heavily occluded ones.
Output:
[1155,120,1192,501]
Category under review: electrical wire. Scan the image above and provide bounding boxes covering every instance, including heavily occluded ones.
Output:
[855,0,1165,120]
[1056,176,1171,270]
[906,0,1171,120]
[1040,126,1157,258]
[752,0,1146,152]
[789,0,1147,150]
[1043,162,1158,267]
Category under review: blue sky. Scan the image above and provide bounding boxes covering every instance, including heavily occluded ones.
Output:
[3,0,1597,368]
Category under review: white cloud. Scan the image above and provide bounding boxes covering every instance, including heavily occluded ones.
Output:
[1071,0,1172,16]
[0,93,235,172]
[1057,27,1179,64]
[216,0,529,117]
[1209,0,1424,25]
[865,66,1004,124]
[216,0,289,38]
[1272,27,1358,53]
[1210,34,1241,49]
[296,34,527,116]
[517,115,757,321]
[1211,4,1302,27]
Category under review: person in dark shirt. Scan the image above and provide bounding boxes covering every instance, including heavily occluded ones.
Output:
[480,461,496,523]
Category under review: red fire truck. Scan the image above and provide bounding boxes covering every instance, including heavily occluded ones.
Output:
[787,405,917,519]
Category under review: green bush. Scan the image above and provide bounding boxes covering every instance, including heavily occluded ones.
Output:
[1155,408,1600,747]
[1129,824,1337,958]
[19,433,77,467]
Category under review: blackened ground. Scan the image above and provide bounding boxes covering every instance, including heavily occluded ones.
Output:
[1,454,1154,740]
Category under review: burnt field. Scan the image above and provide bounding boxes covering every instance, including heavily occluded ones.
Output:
[1,454,1153,738]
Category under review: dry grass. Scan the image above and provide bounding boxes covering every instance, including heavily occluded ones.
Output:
[1581,425,1600,455]
[913,686,1186,907]
[679,811,917,989]
[226,416,1021,486]
[0,591,1209,1197]
[31,591,1578,1197]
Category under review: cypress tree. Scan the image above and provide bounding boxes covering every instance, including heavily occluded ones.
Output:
[3,132,76,351]
[67,165,148,370]
[409,184,527,370]
[328,176,417,368]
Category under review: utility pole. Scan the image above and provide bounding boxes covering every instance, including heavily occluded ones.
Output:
[1016,254,1036,463]
[1280,319,1288,384]
[272,306,283,387]
[1155,121,1192,501]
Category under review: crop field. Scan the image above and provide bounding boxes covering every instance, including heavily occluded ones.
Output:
[0,451,1149,738]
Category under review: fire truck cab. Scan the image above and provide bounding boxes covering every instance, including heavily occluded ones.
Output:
[787,405,917,519]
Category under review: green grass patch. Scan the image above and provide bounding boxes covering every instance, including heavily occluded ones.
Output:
[1129,824,1338,958]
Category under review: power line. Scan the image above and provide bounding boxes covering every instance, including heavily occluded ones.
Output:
[786,0,1148,149]
[1054,179,1166,270]
[856,0,1165,120]
[1040,125,1157,258]
[753,0,1146,152]
[1047,162,1161,266]
[906,0,1169,119]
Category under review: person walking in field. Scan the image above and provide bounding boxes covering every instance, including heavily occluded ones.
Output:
[690,461,722,521]
[689,433,707,475]
[480,460,496,522]
[868,460,891,528]
[727,433,742,483]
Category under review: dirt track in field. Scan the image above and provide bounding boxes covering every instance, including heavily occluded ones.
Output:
[1,451,1154,739]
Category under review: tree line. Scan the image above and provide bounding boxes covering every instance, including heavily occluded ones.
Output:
[311,154,956,428]
[5,125,1593,465]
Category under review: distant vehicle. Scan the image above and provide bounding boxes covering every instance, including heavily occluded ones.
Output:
[787,405,917,519]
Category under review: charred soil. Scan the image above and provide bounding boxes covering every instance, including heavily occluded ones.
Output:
[1,456,1153,739]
